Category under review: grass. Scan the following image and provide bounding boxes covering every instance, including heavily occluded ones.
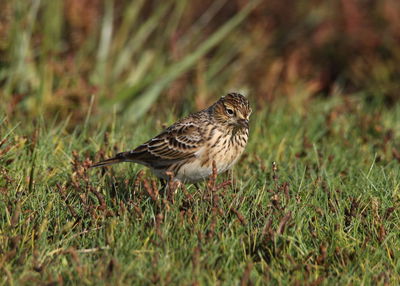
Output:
[1,0,260,122]
[1,96,400,285]
[1,0,400,284]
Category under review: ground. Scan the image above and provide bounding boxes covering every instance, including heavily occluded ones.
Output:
[1,96,399,285]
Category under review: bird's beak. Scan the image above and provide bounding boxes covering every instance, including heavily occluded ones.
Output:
[237,119,249,128]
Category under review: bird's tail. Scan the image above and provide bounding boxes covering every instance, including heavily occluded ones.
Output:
[90,153,127,168]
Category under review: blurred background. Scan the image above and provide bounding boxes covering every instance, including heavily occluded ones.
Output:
[1,0,400,124]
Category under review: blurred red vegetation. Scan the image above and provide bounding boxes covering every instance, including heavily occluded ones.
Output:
[242,0,400,103]
[1,0,399,121]
[64,0,102,49]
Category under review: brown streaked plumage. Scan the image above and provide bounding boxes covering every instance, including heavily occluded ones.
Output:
[90,92,252,183]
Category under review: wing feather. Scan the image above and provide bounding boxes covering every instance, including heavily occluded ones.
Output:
[120,123,205,169]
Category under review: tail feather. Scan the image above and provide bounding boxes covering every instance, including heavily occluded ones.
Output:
[90,155,126,168]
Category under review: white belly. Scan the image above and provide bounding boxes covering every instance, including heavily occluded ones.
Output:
[176,138,245,183]
[174,157,239,182]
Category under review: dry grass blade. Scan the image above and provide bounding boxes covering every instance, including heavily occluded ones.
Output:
[277,212,292,235]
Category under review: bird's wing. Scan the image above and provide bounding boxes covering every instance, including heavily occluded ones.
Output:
[119,123,206,169]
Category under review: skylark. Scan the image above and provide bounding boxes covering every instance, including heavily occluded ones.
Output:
[91,93,252,183]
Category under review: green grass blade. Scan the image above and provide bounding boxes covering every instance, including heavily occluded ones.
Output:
[122,0,261,122]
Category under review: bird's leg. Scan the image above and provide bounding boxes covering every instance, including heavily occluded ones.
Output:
[159,179,167,196]
[159,178,180,201]
[194,183,201,192]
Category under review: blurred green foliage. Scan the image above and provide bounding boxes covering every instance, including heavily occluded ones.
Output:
[1,0,400,122]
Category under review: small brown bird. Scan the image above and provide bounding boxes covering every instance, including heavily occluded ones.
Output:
[90,93,251,183]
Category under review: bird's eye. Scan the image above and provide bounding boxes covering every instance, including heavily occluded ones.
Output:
[226,108,234,116]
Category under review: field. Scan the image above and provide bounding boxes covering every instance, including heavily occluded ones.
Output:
[1,0,400,285]
[1,97,399,284]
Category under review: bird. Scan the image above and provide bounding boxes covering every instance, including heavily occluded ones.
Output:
[90,92,252,184]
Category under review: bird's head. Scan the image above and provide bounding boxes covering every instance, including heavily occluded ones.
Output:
[212,92,252,130]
